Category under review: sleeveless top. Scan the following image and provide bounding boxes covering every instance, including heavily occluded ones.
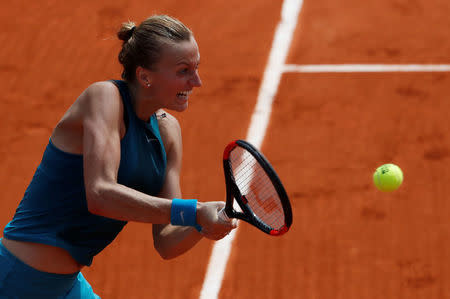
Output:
[3,80,167,266]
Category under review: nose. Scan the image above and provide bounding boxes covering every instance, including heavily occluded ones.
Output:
[190,71,202,87]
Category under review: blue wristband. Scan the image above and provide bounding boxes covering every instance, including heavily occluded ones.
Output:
[170,199,202,232]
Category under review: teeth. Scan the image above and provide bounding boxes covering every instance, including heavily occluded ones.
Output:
[177,90,192,97]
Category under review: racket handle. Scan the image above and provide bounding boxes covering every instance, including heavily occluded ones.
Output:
[218,208,230,222]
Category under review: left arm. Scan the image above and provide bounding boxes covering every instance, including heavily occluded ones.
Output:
[152,111,203,260]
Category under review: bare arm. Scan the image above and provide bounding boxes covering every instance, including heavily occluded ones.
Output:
[81,82,235,256]
[82,82,173,223]
[152,112,208,259]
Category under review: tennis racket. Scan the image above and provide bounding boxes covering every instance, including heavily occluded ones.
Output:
[218,140,292,236]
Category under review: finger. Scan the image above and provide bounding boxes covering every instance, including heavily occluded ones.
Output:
[215,202,226,211]
[200,229,224,240]
[217,233,230,240]
[231,219,238,228]
[217,208,230,222]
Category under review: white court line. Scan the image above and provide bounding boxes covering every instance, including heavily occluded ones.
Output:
[199,0,304,298]
[283,64,450,73]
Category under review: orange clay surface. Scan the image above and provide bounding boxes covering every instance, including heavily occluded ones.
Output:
[1,0,450,298]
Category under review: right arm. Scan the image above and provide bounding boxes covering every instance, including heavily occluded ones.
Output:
[80,82,233,238]
[82,82,173,223]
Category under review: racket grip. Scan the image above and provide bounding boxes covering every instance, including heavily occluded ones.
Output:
[218,208,230,222]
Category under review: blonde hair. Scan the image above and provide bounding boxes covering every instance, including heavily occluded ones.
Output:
[117,15,193,82]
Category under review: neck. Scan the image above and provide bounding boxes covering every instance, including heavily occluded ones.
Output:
[128,81,159,121]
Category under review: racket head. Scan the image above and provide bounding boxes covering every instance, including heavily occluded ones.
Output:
[223,140,292,236]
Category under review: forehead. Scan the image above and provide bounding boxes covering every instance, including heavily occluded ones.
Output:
[158,37,200,67]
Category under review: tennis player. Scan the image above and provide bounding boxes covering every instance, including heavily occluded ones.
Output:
[0,15,237,298]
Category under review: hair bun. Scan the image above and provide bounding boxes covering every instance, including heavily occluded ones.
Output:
[117,21,136,42]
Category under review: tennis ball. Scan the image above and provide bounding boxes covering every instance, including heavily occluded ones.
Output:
[373,164,403,192]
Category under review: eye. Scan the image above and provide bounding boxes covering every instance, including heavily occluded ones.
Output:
[178,68,189,74]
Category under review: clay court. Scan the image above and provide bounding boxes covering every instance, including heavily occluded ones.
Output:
[1,0,450,298]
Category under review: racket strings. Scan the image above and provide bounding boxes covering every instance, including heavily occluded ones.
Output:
[230,148,285,229]
[234,160,284,228]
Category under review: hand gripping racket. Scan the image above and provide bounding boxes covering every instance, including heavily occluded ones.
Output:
[218,140,292,236]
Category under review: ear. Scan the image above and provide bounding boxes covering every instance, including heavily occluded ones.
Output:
[136,66,153,88]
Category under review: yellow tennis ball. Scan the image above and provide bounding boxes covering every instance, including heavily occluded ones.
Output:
[373,164,403,192]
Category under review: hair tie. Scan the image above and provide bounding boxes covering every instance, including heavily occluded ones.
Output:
[129,26,136,38]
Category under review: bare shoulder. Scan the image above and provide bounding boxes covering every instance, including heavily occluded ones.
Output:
[59,81,120,117]
[156,110,182,153]
[156,110,180,130]
[74,81,124,137]
[52,81,122,153]
[76,81,123,122]
[80,81,120,107]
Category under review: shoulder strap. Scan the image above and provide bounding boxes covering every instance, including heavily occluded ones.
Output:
[110,80,134,130]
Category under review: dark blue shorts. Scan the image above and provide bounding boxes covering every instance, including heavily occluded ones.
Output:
[0,239,100,299]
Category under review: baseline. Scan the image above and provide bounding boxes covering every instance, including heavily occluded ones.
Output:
[283,64,450,73]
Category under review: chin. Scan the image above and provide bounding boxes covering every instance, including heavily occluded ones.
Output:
[172,103,188,112]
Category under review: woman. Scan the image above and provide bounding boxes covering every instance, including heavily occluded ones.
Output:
[0,15,237,298]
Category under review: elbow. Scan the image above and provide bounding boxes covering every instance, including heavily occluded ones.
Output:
[153,237,182,260]
[157,250,177,260]
[85,181,111,215]
[85,193,102,216]
[154,243,178,260]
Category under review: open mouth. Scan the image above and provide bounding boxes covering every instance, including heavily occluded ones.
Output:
[176,90,192,100]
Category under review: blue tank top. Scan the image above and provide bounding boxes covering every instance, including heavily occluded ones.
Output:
[3,80,167,266]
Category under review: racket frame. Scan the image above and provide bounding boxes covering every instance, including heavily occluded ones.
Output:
[223,140,292,236]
